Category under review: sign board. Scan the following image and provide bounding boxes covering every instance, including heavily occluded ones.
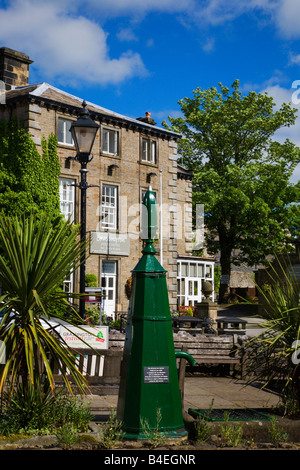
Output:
[90,232,130,256]
[60,326,109,349]
[85,287,103,304]
[144,366,169,384]
[85,294,102,303]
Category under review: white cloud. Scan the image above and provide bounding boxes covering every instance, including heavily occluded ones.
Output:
[0,0,298,89]
[117,28,138,42]
[274,0,300,39]
[80,0,196,18]
[183,0,275,27]
[262,83,300,183]
[262,84,300,142]
[289,53,300,67]
[146,38,154,47]
[0,0,147,86]
[291,163,300,183]
[262,84,293,108]
[202,37,215,53]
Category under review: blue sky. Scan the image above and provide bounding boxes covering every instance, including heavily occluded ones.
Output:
[1,0,300,180]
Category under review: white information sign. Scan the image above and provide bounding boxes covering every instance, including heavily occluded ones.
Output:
[90,231,130,256]
[60,326,109,349]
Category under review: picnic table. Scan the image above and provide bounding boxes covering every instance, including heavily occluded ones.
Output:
[217,317,247,334]
[172,316,204,329]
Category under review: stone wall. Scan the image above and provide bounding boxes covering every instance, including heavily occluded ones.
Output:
[0,96,194,312]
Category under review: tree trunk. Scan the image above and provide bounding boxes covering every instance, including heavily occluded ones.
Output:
[218,239,232,304]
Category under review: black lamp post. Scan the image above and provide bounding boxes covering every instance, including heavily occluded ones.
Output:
[70,101,99,318]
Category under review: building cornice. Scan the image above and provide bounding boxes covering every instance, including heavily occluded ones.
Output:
[4,86,181,141]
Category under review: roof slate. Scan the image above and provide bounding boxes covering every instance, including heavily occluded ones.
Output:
[4,82,181,139]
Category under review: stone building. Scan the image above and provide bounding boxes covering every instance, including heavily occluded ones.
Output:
[0,47,214,317]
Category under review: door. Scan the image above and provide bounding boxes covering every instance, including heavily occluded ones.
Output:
[186,278,201,306]
[101,261,116,319]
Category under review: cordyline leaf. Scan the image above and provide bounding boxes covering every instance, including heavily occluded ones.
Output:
[0,212,89,398]
[244,255,300,402]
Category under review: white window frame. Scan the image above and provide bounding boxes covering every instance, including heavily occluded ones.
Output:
[101,184,118,230]
[142,138,157,164]
[62,271,74,297]
[59,177,75,222]
[102,128,119,155]
[177,259,214,308]
[58,118,74,146]
[59,177,76,299]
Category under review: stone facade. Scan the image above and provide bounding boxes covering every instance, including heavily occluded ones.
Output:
[0,47,33,90]
[0,48,204,316]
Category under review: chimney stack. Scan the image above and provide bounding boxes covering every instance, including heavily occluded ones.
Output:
[0,47,33,90]
[136,111,156,126]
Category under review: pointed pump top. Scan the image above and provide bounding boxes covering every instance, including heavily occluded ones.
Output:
[141,186,158,254]
[134,187,166,273]
[133,186,165,272]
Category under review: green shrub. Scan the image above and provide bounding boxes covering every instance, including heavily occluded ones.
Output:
[268,416,288,447]
[0,386,93,436]
[85,274,98,287]
[85,305,101,324]
[54,423,79,448]
[220,412,244,447]
[98,410,124,449]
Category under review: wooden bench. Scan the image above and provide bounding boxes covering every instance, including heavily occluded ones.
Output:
[51,331,245,398]
[53,348,123,395]
[174,332,245,398]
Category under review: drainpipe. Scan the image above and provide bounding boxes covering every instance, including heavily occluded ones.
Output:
[160,169,163,265]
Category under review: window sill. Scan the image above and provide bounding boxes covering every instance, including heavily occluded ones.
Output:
[139,160,158,167]
[101,152,121,159]
[58,142,75,150]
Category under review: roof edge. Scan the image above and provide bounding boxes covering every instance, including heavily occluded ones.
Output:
[25,83,181,140]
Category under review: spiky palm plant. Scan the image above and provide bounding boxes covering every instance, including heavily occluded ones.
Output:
[245,255,300,405]
[0,212,89,398]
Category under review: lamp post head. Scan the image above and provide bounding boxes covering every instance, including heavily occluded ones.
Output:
[70,101,99,163]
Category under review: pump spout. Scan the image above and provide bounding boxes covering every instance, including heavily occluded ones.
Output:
[175,350,197,366]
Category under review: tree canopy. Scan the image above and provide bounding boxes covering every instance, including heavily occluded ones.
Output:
[163,80,300,302]
[0,118,61,220]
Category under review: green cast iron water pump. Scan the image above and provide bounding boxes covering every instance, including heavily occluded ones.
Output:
[117,186,195,439]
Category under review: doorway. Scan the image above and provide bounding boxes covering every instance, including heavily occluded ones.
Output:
[101,261,116,318]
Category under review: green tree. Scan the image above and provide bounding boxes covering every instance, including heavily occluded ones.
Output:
[163,80,300,302]
[0,118,61,219]
[0,212,88,399]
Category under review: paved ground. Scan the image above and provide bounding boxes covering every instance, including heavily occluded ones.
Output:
[183,376,280,410]
[217,305,266,337]
[87,376,280,421]
[88,305,279,419]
